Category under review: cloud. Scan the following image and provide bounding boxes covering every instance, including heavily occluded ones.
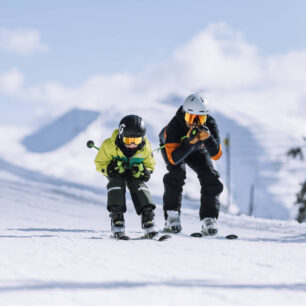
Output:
[135,23,306,130]
[137,23,264,95]
[0,22,306,133]
[0,28,48,55]
[0,68,24,94]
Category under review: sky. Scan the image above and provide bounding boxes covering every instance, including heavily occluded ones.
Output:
[1,0,306,126]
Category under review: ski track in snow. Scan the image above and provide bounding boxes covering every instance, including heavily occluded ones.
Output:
[0,168,306,306]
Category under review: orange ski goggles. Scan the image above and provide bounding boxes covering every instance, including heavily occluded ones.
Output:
[122,136,143,145]
[184,113,207,125]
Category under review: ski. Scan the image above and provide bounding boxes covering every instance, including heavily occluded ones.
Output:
[190,232,238,239]
[132,233,172,241]
[110,234,130,240]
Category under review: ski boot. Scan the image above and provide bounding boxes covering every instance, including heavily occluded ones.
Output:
[164,210,182,233]
[141,207,158,238]
[201,217,218,236]
[110,209,129,240]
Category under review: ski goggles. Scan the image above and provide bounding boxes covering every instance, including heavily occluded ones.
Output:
[184,113,207,125]
[122,136,143,145]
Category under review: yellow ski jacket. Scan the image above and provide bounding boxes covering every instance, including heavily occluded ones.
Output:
[95,129,155,176]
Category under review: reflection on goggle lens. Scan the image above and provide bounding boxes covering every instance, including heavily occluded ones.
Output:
[184,113,207,125]
[123,137,142,145]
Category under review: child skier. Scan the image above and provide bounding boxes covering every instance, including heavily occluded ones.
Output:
[95,114,157,239]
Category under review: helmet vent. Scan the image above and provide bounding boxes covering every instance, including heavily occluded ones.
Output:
[183,93,209,115]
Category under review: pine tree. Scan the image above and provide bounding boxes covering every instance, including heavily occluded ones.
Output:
[296,181,306,223]
[287,138,306,223]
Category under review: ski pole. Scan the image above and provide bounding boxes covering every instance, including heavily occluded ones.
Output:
[152,145,165,152]
[87,133,193,153]
[87,140,100,151]
[87,139,163,153]
[152,133,192,152]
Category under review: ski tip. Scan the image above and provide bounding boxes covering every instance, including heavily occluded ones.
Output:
[190,232,203,238]
[120,236,130,240]
[225,234,238,240]
[158,234,172,241]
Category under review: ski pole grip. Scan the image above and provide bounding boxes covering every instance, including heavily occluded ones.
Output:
[87,140,99,151]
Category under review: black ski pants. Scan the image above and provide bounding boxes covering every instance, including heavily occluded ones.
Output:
[106,176,155,215]
[162,149,223,220]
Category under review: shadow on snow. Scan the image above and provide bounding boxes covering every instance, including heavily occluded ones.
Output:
[0,280,305,292]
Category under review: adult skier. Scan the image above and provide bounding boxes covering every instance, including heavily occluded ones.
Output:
[95,115,157,239]
[159,93,223,235]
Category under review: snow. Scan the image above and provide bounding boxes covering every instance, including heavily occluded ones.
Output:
[1,162,306,306]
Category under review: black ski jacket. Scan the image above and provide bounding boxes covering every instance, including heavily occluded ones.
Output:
[159,106,222,165]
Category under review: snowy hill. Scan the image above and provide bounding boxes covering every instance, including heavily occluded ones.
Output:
[1,163,306,306]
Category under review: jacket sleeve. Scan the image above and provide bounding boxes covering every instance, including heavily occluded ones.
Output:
[204,117,222,160]
[143,139,156,172]
[94,139,113,176]
[169,141,196,165]
[164,124,195,165]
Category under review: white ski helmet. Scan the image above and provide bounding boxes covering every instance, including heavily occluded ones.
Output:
[183,93,209,115]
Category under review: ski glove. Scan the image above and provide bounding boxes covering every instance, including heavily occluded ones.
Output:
[131,163,151,182]
[182,127,200,148]
[197,125,211,141]
[184,126,210,145]
[187,127,200,144]
[106,159,128,178]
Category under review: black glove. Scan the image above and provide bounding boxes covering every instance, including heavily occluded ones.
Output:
[197,125,211,141]
[131,163,151,182]
[106,159,128,178]
[186,127,201,144]
[181,127,199,150]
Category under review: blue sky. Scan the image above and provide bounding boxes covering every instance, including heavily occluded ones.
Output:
[1,0,306,125]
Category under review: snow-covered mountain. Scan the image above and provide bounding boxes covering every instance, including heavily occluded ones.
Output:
[22,109,100,153]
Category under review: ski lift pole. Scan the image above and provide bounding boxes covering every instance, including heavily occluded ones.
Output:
[248,184,255,216]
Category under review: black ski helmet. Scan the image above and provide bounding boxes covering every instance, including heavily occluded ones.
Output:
[118,115,146,138]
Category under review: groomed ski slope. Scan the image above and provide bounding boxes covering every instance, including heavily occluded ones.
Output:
[1,165,306,306]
